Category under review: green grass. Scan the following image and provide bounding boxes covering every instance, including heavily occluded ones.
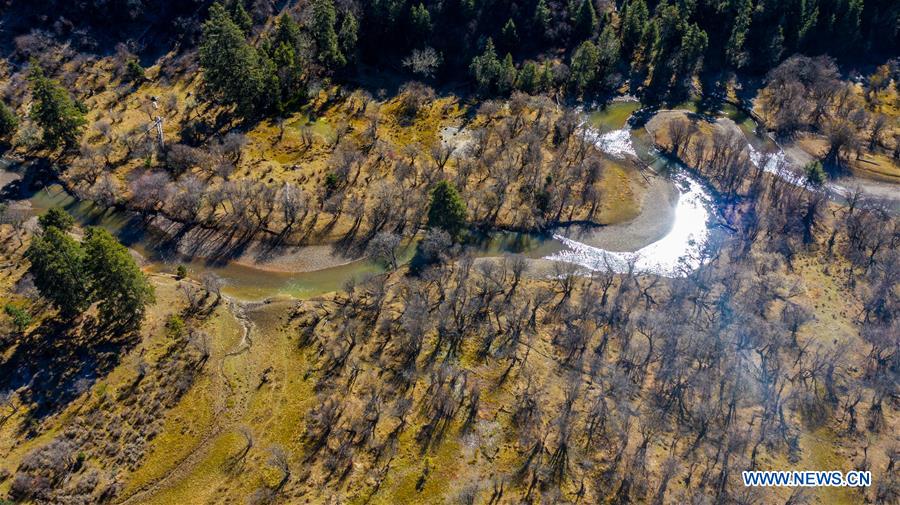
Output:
[587,101,642,131]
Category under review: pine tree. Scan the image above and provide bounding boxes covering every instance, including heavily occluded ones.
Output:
[272,13,302,50]
[28,63,86,150]
[228,0,253,33]
[339,11,359,63]
[0,101,17,139]
[596,23,620,78]
[538,61,554,91]
[804,160,826,186]
[410,3,432,40]
[725,0,752,68]
[4,304,31,334]
[38,207,75,232]
[533,0,552,40]
[427,180,467,240]
[570,40,600,93]
[574,0,598,41]
[124,59,145,82]
[25,227,90,318]
[470,38,502,92]
[499,53,518,94]
[310,0,345,68]
[270,14,305,107]
[83,227,155,331]
[620,0,649,56]
[677,22,708,77]
[200,2,269,116]
[516,61,539,93]
[501,18,519,51]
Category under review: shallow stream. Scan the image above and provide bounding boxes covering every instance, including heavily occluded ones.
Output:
[3,98,799,299]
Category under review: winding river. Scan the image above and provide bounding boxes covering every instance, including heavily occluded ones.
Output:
[0,170,562,299]
[546,101,715,277]
[3,99,820,299]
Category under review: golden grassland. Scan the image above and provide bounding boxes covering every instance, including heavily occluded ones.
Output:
[2,52,647,250]
[0,210,896,504]
[0,51,897,505]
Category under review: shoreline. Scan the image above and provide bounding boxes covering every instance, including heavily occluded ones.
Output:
[140,214,364,274]
[549,173,678,253]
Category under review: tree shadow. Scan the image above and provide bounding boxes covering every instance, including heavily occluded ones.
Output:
[0,316,140,434]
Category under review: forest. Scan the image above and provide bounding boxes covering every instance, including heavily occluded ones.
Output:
[0,1,897,504]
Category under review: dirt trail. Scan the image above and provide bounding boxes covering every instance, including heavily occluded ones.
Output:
[116,295,257,505]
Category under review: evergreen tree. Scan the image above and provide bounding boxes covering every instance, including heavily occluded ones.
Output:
[621,0,649,55]
[647,3,707,96]
[83,227,155,331]
[339,11,359,63]
[516,61,539,93]
[310,0,345,68]
[427,180,467,239]
[200,2,269,116]
[501,18,519,51]
[409,3,432,40]
[804,160,826,186]
[38,207,75,232]
[725,0,752,68]
[470,38,502,92]
[4,304,31,334]
[574,0,598,41]
[25,226,90,318]
[533,0,552,40]
[272,13,302,50]
[28,63,86,150]
[228,0,253,33]
[124,59,145,82]
[677,22,708,77]
[570,40,600,93]
[499,53,518,94]
[0,101,17,139]
[538,61,554,91]
[596,23,621,78]
[270,14,306,108]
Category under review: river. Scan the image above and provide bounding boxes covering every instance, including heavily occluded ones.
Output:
[1,168,564,299]
[4,100,795,299]
[547,101,716,276]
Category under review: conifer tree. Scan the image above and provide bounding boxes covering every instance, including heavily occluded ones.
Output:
[200,2,269,116]
[0,101,17,140]
[574,0,598,41]
[28,63,86,150]
[83,227,155,331]
[25,227,90,318]
[310,0,345,68]
[427,180,467,240]
[470,38,502,93]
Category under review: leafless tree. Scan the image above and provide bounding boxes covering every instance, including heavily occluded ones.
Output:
[366,232,402,270]
[129,171,171,212]
[200,272,224,302]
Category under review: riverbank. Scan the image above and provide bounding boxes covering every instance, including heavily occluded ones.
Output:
[140,214,363,273]
[549,173,678,252]
[645,108,900,211]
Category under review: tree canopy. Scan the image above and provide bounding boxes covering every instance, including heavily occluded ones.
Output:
[83,227,155,332]
[199,2,273,117]
[25,218,154,330]
[28,63,86,150]
[25,226,90,318]
[427,180,467,240]
[0,101,18,139]
[38,207,75,232]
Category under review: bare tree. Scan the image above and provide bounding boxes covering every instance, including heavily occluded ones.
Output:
[366,232,402,270]
[129,172,171,212]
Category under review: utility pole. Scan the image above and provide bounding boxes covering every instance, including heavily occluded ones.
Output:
[146,97,164,149]
[154,116,164,149]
